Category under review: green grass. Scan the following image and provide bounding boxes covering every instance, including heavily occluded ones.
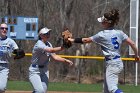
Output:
[49,82,102,92]
[7,81,140,93]
[121,84,140,93]
[7,81,32,91]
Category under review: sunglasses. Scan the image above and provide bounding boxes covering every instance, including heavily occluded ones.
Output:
[43,32,50,36]
[0,27,8,30]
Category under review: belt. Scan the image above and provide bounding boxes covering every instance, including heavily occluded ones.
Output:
[32,64,44,68]
[0,63,8,64]
[105,56,120,61]
[0,63,8,67]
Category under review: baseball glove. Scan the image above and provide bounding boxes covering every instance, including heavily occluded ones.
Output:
[13,49,25,60]
[62,28,72,48]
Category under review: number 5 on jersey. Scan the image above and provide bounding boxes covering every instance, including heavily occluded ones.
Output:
[111,37,119,49]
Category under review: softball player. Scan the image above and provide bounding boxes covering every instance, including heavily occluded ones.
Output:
[29,27,73,93]
[0,23,25,93]
[68,9,139,93]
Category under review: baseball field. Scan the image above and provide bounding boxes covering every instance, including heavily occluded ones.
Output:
[5,81,140,93]
[6,91,95,93]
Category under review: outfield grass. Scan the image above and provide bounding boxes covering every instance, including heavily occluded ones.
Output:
[7,81,32,91]
[49,82,102,92]
[7,81,140,93]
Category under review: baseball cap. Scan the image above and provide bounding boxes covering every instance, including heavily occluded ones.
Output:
[39,27,51,35]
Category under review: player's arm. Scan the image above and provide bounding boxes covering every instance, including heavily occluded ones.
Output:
[68,37,92,43]
[125,37,139,60]
[44,46,64,53]
[51,53,73,66]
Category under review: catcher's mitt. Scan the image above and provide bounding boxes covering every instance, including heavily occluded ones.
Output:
[13,49,25,60]
[62,28,72,48]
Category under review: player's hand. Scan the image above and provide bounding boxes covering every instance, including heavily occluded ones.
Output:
[65,59,73,66]
[135,55,140,61]
[13,49,25,60]
[68,38,74,42]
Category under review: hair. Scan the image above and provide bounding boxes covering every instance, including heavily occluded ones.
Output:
[0,23,7,26]
[104,9,119,26]
[38,27,43,40]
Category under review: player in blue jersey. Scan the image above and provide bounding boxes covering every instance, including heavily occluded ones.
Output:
[0,23,25,93]
[29,27,73,93]
[68,9,139,93]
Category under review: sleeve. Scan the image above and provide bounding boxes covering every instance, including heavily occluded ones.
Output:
[35,41,53,55]
[89,32,101,44]
[11,39,19,51]
[120,31,128,41]
[35,42,48,52]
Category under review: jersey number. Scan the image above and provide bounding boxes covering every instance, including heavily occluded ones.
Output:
[111,37,119,49]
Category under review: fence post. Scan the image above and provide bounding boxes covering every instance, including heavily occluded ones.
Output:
[75,50,81,83]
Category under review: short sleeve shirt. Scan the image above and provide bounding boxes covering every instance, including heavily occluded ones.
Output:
[90,29,128,59]
[0,37,18,63]
[31,40,53,65]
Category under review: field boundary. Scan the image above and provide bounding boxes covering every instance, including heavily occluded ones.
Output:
[6,91,98,93]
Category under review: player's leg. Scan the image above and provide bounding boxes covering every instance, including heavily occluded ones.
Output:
[40,67,49,93]
[0,64,9,93]
[103,75,110,93]
[29,66,44,93]
[103,65,110,93]
[41,74,48,93]
[106,63,123,93]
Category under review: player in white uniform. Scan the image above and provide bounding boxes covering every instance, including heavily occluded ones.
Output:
[29,27,73,93]
[0,23,25,93]
[68,9,139,93]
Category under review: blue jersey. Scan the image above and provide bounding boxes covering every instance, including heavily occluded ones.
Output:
[0,38,18,63]
[31,40,53,66]
[90,29,128,61]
